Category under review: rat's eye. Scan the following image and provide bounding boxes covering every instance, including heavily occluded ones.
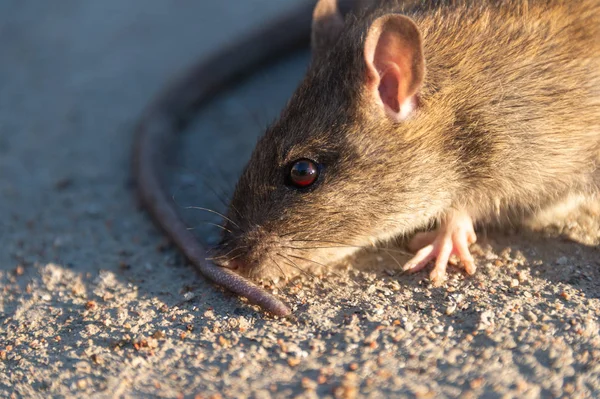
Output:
[288,159,319,188]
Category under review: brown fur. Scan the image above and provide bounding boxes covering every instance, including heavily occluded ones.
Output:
[216,0,600,279]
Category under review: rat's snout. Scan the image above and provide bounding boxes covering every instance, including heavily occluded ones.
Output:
[214,226,282,277]
[222,258,243,271]
[214,249,259,273]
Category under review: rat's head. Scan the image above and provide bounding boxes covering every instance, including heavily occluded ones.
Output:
[214,0,446,278]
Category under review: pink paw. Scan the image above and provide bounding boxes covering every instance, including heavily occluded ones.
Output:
[404,211,477,286]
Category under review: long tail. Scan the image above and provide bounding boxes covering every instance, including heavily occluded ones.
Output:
[133,2,315,316]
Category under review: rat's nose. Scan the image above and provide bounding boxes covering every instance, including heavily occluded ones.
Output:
[225,259,242,270]
[219,257,259,274]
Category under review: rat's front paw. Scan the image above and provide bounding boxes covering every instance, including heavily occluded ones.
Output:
[403,211,477,286]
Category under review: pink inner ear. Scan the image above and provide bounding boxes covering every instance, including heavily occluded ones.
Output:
[378,68,401,113]
[374,31,413,115]
[364,15,424,121]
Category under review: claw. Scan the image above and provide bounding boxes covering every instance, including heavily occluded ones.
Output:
[404,211,477,285]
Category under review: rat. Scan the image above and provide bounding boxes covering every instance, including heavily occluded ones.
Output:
[135,0,599,316]
[214,0,600,284]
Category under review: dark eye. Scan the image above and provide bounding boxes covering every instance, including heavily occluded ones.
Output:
[288,159,319,188]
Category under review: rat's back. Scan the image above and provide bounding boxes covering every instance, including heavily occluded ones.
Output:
[391,0,600,219]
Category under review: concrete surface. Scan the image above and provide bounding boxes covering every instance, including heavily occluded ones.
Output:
[1,1,599,398]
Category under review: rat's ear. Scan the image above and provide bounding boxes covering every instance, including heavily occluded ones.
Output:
[312,0,344,57]
[364,14,425,121]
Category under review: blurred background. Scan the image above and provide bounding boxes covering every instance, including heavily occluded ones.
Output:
[0,0,308,260]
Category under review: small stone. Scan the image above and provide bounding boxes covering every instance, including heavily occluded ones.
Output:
[446,303,457,315]
[556,256,568,266]
[72,282,86,297]
[334,372,359,399]
[560,292,571,301]
[287,358,301,367]
[478,310,495,330]
[90,354,103,365]
[414,386,436,399]
[470,377,485,389]
[525,311,538,322]
[217,336,230,348]
[301,377,317,390]
[204,310,215,319]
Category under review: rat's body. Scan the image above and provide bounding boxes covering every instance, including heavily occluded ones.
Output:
[216,0,600,284]
[135,0,599,315]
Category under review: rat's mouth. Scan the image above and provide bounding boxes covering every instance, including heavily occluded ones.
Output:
[223,259,242,270]
[217,257,261,277]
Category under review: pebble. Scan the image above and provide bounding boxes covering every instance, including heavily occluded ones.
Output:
[478,311,495,329]
[560,292,571,301]
[90,354,103,365]
[525,311,538,323]
[287,358,301,367]
[556,256,569,265]
[446,303,457,315]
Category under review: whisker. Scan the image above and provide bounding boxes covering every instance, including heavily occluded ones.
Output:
[289,240,410,255]
[206,252,244,264]
[282,254,353,292]
[194,177,231,210]
[275,253,318,282]
[289,239,366,247]
[283,245,352,251]
[379,248,404,271]
[286,254,354,285]
[285,253,324,267]
[205,245,248,261]
[269,255,288,280]
[197,169,242,219]
[187,222,232,234]
[285,238,410,277]
[227,203,242,220]
[184,206,240,228]
[376,246,411,256]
